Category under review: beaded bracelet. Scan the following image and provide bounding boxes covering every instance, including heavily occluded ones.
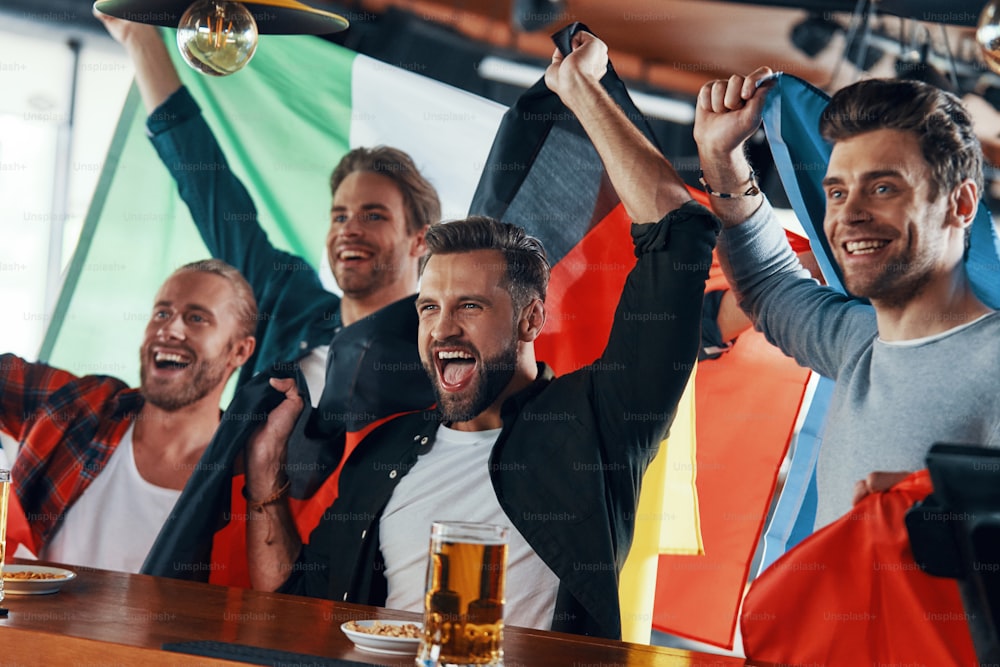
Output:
[698,170,761,199]
[245,479,290,513]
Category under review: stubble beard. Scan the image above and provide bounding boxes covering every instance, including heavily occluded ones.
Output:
[842,243,936,309]
[139,346,231,412]
[426,340,518,424]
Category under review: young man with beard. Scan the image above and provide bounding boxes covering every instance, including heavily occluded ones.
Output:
[694,69,1000,528]
[0,259,256,572]
[96,14,439,407]
[240,32,719,639]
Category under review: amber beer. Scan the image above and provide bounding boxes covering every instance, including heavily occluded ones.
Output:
[417,522,508,667]
[0,469,10,603]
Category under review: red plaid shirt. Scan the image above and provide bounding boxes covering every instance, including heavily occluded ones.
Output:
[1,353,142,551]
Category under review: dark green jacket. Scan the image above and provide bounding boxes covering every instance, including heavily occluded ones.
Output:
[148,87,341,389]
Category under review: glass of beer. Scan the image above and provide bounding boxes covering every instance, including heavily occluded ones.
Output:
[416,521,508,667]
[0,469,10,604]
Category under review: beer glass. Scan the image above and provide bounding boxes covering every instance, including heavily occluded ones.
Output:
[416,521,508,667]
[0,469,10,604]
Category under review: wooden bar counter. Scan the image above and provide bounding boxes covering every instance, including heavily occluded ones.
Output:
[0,562,766,666]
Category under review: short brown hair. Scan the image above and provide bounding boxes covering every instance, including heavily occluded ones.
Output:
[329,146,441,235]
[171,259,257,339]
[819,78,984,199]
[421,216,549,311]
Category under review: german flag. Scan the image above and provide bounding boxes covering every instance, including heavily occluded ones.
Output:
[467,23,808,645]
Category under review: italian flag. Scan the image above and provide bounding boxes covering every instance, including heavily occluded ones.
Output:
[42,32,506,381]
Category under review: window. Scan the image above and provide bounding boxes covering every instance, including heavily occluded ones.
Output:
[0,23,132,358]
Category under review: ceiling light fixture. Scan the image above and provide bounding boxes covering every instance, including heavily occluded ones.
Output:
[94,0,348,76]
[978,0,1000,74]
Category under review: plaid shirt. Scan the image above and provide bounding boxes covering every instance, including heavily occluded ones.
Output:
[1,353,143,550]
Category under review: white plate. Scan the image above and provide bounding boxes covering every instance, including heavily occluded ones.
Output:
[341,619,422,656]
[2,564,77,595]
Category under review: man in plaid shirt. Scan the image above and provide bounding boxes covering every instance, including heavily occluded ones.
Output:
[1,259,256,573]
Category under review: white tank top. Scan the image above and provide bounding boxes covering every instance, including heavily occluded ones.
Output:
[42,425,182,573]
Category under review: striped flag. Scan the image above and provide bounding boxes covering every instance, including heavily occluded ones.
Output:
[41,32,505,384]
[466,25,820,646]
[467,23,707,643]
[37,31,507,585]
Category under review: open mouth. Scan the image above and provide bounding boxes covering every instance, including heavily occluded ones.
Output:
[153,350,192,371]
[844,239,889,256]
[435,349,477,391]
[337,248,374,263]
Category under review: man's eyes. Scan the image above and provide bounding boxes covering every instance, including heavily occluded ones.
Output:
[331,212,387,223]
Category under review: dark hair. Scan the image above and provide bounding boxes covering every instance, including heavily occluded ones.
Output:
[172,258,257,339]
[421,216,549,310]
[329,146,441,235]
[820,78,984,199]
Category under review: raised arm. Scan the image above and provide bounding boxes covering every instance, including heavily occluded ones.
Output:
[93,11,181,113]
[695,69,876,378]
[693,67,774,227]
[543,32,691,223]
[96,11,339,380]
[96,10,284,281]
[543,32,719,454]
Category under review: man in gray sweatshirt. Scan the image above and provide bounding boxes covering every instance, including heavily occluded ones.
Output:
[694,68,1000,528]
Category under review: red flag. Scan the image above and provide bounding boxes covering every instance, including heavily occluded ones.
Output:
[741,471,977,665]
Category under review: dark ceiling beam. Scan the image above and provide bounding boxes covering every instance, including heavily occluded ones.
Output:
[717,0,988,26]
[0,0,990,32]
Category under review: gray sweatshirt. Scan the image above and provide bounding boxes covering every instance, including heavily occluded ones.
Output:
[719,200,1000,528]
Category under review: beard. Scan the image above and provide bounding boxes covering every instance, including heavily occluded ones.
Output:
[139,345,231,412]
[841,245,935,309]
[426,340,518,424]
[331,246,404,301]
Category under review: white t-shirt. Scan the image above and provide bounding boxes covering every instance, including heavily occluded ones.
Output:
[380,424,560,629]
[298,344,330,407]
[42,425,182,573]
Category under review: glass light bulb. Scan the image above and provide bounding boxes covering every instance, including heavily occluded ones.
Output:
[977,0,1000,75]
[176,0,258,77]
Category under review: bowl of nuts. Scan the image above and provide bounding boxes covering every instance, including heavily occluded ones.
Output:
[2,564,77,595]
[341,619,423,656]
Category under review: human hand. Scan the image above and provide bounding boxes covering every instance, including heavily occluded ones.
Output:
[246,377,304,494]
[544,31,608,104]
[851,470,913,505]
[93,2,181,112]
[92,2,160,48]
[694,67,775,160]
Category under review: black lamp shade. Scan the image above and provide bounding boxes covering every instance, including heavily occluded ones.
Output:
[94,0,349,35]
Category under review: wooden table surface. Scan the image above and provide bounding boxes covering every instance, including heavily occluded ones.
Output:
[0,562,767,666]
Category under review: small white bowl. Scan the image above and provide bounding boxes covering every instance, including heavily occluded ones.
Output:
[2,564,77,595]
[341,619,423,656]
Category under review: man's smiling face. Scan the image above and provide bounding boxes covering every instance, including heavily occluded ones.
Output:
[822,128,955,307]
